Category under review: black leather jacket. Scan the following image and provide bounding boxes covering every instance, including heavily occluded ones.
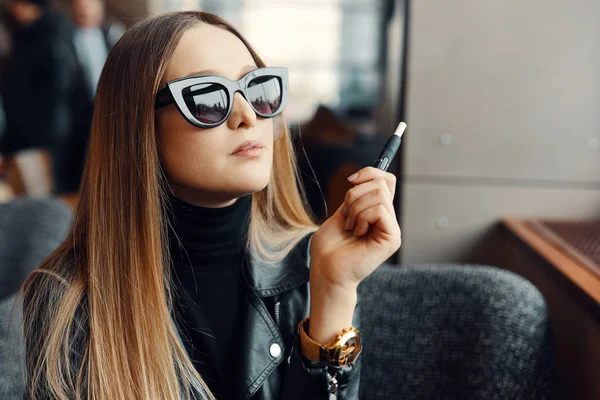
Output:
[24,235,361,399]
[188,233,361,399]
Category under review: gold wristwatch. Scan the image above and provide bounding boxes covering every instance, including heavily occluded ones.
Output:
[298,317,361,366]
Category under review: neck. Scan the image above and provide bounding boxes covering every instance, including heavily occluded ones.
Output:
[168,194,253,266]
[169,185,247,208]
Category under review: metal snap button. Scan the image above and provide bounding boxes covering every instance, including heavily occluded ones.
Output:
[270,343,281,358]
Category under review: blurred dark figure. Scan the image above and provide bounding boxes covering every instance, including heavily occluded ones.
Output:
[295,105,389,223]
[0,0,79,193]
[295,106,365,222]
[66,0,123,193]
[0,96,5,143]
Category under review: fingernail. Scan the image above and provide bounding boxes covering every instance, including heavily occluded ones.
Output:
[344,217,352,231]
[347,173,358,182]
[341,205,348,217]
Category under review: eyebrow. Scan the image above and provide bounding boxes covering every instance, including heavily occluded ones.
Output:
[183,65,257,79]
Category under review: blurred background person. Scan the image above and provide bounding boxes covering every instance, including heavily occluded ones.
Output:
[295,105,364,222]
[70,0,123,96]
[0,0,79,194]
[65,0,124,194]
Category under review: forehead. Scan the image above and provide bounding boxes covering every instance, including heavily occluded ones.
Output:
[162,24,257,85]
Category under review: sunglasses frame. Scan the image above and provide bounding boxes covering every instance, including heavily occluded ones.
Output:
[155,67,289,129]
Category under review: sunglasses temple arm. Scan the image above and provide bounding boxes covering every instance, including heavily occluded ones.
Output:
[155,88,174,110]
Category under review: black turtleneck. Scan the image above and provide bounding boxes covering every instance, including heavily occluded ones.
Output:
[169,195,252,399]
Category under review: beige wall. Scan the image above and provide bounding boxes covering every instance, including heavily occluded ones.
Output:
[401,0,600,264]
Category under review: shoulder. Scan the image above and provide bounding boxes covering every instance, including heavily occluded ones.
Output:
[22,263,74,331]
[248,232,314,297]
[22,264,88,398]
[22,260,89,348]
[22,247,86,344]
[289,232,314,267]
[278,231,314,284]
[42,13,77,58]
[103,19,126,47]
[22,268,68,366]
[278,231,314,279]
[39,12,74,44]
[49,11,76,34]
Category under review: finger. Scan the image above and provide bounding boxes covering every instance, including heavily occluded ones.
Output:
[353,204,401,248]
[342,178,391,217]
[344,186,395,232]
[347,167,396,199]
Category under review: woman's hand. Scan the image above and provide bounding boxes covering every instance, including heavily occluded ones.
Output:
[307,167,401,343]
[311,167,401,289]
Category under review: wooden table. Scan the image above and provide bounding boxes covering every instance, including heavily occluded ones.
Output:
[472,219,600,400]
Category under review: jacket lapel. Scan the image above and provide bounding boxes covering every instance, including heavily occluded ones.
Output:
[237,290,285,399]
[236,233,313,399]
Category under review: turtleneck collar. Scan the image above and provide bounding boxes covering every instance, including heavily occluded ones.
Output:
[168,194,252,269]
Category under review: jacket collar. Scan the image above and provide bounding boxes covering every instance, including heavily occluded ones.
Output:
[244,233,313,298]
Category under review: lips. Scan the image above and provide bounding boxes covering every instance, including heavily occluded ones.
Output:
[231,140,264,155]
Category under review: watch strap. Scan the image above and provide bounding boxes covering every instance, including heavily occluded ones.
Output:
[298,317,361,366]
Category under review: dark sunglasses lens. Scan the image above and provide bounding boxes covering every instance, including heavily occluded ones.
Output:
[182,83,229,125]
[247,75,282,116]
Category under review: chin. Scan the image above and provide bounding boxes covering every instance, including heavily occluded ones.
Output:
[234,175,270,195]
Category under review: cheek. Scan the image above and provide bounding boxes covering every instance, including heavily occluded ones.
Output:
[155,111,219,184]
[155,114,276,193]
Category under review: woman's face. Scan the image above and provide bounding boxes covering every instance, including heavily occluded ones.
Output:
[156,24,274,207]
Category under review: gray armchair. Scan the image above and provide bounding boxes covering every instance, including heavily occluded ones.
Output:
[0,197,72,399]
[358,264,556,400]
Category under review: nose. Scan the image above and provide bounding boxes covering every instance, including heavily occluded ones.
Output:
[227,92,256,130]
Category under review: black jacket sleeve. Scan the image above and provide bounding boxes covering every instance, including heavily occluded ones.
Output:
[279,302,362,400]
[280,341,361,399]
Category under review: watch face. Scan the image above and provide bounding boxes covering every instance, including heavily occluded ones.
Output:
[333,330,361,366]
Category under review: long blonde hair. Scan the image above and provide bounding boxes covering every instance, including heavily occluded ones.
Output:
[21,11,316,399]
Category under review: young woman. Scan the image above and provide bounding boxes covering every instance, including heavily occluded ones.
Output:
[22,11,401,400]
